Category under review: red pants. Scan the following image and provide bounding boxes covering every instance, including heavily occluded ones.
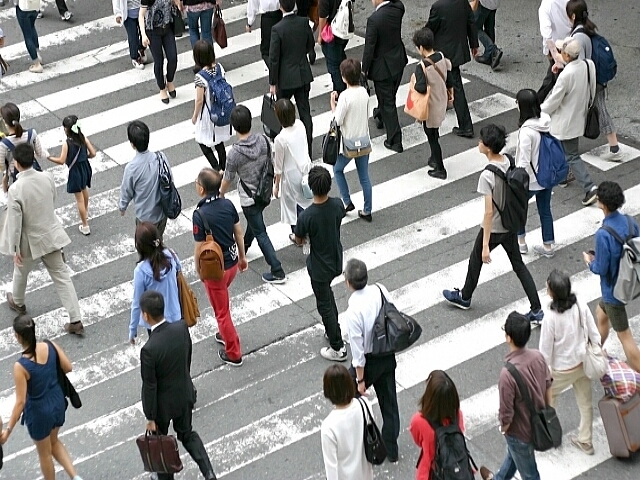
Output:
[203,264,241,360]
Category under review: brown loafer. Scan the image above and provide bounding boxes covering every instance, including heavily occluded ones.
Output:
[480,466,494,480]
[6,292,27,315]
[64,321,85,335]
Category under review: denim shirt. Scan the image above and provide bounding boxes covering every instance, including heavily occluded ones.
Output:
[589,211,640,305]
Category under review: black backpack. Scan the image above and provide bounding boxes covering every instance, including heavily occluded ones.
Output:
[240,135,274,207]
[156,152,182,220]
[484,154,529,233]
[428,418,477,480]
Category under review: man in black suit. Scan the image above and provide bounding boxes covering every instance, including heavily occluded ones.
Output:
[140,291,216,480]
[426,0,479,138]
[362,0,408,153]
[269,0,315,156]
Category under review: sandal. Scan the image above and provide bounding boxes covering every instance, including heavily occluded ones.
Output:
[289,233,301,246]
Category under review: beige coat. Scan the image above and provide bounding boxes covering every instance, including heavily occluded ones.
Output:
[0,168,70,259]
[422,56,452,129]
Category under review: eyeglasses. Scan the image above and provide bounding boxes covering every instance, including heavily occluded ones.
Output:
[501,324,506,331]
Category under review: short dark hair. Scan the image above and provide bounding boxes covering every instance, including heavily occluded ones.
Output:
[412,28,434,50]
[597,181,625,212]
[516,89,542,127]
[127,120,150,152]
[323,365,355,406]
[419,370,460,424]
[547,269,577,314]
[339,58,361,86]
[140,290,165,321]
[308,166,331,196]
[344,258,368,290]
[479,124,508,154]
[279,0,296,13]
[275,98,296,128]
[14,143,35,168]
[193,39,216,69]
[197,168,222,196]
[504,311,531,348]
[230,105,252,135]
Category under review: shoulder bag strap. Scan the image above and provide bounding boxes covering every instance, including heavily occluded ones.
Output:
[600,225,626,245]
[505,362,537,417]
[43,339,63,373]
[584,60,594,107]
[423,55,447,86]
[67,143,82,171]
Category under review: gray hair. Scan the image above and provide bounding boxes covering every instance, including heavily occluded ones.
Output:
[344,258,368,290]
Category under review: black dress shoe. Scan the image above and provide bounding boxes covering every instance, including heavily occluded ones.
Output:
[474,55,491,66]
[161,97,170,104]
[308,48,316,65]
[204,471,217,480]
[344,202,355,212]
[358,210,372,222]
[428,168,447,180]
[383,140,403,153]
[427,157,436,168]
[168,90,177,98]
[452,127,474,138]
[374,116,384,130]
[491,48,503,70]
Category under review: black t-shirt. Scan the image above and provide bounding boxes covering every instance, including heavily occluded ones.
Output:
[192,196,240,269]
[294,197,345,282]
[318,0,338,21]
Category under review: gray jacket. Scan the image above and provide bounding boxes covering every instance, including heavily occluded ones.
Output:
[119,150,165,224]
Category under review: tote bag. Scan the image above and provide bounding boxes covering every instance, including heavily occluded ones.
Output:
[578,306,608,380]
[404,62,430,122]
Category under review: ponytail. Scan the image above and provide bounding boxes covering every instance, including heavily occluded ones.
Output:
[62,115,86,147]
[13,315,37,361]
[566,0,598,37]
[1,103,24,138]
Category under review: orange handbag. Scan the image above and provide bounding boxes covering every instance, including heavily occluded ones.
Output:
[404,62,430,122]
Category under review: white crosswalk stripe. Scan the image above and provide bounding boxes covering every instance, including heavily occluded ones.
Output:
[0,4,639,480]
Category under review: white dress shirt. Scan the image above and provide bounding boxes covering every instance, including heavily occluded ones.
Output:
[246,0,281,26]
[538,0,572,55]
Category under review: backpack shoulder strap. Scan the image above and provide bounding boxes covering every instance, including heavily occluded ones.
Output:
[0,137,13,151]
[625,215,637,241]
[505,362,537,416]
[484,164,507,181]
[27,128,34,144]
[194,207,214,235]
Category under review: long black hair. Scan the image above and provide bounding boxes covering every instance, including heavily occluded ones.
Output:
[135,222,171,281]
[14,315,37,360]
[566,0,597,37]
[547,269,578,314]
[62,115,86,147]
[516,89,541,127]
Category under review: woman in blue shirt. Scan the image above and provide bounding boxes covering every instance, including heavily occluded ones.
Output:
[129,222,182,343]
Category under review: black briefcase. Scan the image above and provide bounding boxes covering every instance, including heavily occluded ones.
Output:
[261,94,282,139]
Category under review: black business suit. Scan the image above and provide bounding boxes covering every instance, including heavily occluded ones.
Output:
[362,0,408,148]
[141,321,215,480]
[426,0,479,134]
[269,12,315,156]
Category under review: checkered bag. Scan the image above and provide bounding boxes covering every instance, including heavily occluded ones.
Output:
[600,355,640,402]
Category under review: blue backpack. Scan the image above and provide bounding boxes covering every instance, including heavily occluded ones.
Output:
[199,66,236,127]
[591,33,617,85]
[530,131,568,189]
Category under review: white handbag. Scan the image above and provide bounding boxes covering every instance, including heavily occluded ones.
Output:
[579,306,608,380]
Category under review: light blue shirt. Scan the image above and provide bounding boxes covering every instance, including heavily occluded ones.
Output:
[119,150,165,224]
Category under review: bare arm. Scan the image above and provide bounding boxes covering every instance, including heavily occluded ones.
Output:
[51,341,73,374]
[48,141,69,165]
[192,86,205,125]
[85,137,97,158]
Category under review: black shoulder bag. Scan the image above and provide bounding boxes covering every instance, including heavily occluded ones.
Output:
[583,60,600,139]
[505,362,561,451]
[357,398,387,465]
[44,340,82,409]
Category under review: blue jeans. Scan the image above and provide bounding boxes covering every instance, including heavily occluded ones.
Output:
[517,189,554,244]
[123,15,142,60]
[494,435,540,480]
[474,5,497,58]
[562,138,595,194]
[321,38,347,93]
[333,153,372,214]
[187,8,214,47]
[16,7,39,61]
[242,204,285,278]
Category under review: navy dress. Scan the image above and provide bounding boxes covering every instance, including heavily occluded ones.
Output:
[66,140,92,194]
[18,343,66,441]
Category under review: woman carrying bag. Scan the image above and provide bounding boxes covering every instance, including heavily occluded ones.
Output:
[273,98,313,242]
[539,269,602,456]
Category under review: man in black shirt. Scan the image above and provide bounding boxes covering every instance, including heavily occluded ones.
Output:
[294,166,347,361]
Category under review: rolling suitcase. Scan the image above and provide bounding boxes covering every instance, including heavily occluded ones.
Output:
[598,393,640,458]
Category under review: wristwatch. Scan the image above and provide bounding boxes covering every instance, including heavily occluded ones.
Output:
[356,378,365,384]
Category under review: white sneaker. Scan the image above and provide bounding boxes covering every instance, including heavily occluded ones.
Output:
[132,59,144,70]
[37,10,43,18]
[29,63,43,73]
[320,346,347,362]
[519,242,528,254]
[602,149,624,162]
[79,225,90,236]
[61,11,73,21]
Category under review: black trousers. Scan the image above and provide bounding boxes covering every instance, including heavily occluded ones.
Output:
[350,354,400,459]
[55,0,69,14]
[461,229,542,312]
[450,66,473,132]
[373,71,403,146]
[199,142,226,171]
[260,10,283,67]
[537,57,558,104]
[278,84,313,157]
[423,125,444,170]
[156,409,215,480]
[310,278,344,351]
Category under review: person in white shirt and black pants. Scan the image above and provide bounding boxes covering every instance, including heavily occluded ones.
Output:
[343,258,400,463]
[246,0,282,67]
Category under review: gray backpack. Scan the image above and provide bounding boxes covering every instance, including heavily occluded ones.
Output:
[601,215,640,304]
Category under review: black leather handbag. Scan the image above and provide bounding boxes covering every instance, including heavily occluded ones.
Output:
[357,398,387,465]
[171,5,185,37]
[45,340,82,409]
[584,60,600,139]
[261,94,282,139]
[322,119,341,166]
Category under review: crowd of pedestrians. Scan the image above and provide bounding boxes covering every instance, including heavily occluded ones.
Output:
[0,0,638,479]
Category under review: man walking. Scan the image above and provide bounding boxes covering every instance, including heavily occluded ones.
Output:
[442,125,544,323]
[362,0,408,153]
[269,0,315,156]
[471,0,503,70]
[139,291,217,480]
[0,144,84,334]
[119,120,168,239]
[294,166,346,361]
[479,312,552,480]
[584,181,640,372]
[193,168,248,367]
[343,258,400,463]
[220,106,286,284]
[246,0,282,68]
[426,0,479,138]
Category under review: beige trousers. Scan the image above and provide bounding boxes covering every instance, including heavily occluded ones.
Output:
[550,364,593,445]
[12,249,82,323]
